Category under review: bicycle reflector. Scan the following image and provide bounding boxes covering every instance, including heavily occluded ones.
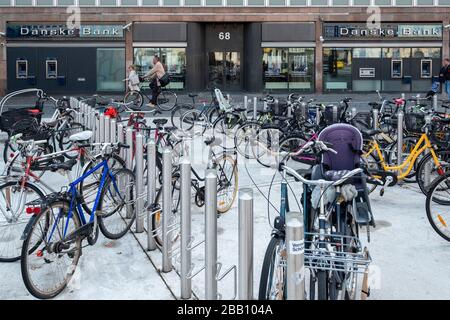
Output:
[104,107,118,118]
[437,167,445,176]
[26,207,41,215]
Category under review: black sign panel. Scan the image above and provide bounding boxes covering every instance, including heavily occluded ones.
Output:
[205,24,244,51]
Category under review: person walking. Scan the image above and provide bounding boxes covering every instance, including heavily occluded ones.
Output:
[124,65,140,92]
[144,55,166,108]
[439,58,450,100]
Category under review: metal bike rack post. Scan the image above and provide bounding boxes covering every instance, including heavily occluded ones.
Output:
[162,148,173,273]
[401,93,406,100]
[424,115,432,186]
[253,97,258,120]
[372,108,379,130]
[135,133,145,233]
[332,105,338,123]
[316,106,321,125]
[82,103,87,128]
[416,94,421,106]
[351,107,357,118]
[125,127,134,218]
[397,111,404,167]
[180,157,192,299]
[99,113,105,143]
[117,123,125,158]
[244,96,248,113]
[104,115,111,143]
[238,188,254,300]
[110,119,117,144]
[205,169,218,300]
[147,139,157,251]
[95,114,100,143]
[286,212,305,300]
[433,95,438,111]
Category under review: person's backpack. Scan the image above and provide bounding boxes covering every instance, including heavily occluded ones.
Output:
[159,73,170,87]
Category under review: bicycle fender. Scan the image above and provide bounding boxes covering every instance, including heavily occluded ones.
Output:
[21,214,38,240]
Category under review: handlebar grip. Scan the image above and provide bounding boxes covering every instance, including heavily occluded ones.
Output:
[118,143,130,149]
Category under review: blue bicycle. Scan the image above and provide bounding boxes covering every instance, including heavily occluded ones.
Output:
[20,142,135,299]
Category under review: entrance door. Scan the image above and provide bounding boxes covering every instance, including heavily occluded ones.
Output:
[208,51,241,90]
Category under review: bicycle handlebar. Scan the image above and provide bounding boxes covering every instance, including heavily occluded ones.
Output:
[281,165,363,187]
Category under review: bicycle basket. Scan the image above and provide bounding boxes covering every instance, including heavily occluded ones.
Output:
[0,108,41,134]
[323,105,344,125]
[404,113,425,132]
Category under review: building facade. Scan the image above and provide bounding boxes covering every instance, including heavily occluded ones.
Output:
[1,5,450,94]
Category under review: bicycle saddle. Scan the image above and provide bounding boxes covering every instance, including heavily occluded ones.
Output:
[188,93,198,98]
[153,118,168,126]
[47,159,78,172]
[234,107,247,112]
[323,170,352,182]
[69,131,93,142]
[361,129,382,139]
[204,136,222,147]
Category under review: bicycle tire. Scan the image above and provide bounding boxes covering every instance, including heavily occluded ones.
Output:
[258,236,285,300]
[171,104,194,128]
[57,122,85,159]
[157,90,177,112]
[124,90,144,109]
[317,270,328,300]
[234,121,261,159]
[425,173,450,241]
[416,150,450,196]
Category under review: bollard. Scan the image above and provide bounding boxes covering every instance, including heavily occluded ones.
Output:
[110,119,117,144]
[316,106,321,125]
[244,96,248,113]
[90,107,96,131]
[99,113,105,143]
[332,105,338,123]
[397,111,404,167]
[424,115,432,187]
[104,115,111,143]
[401,93,406,100]
[253,97,258,120]
[351,107,357,118]
[372,108,379,130]
[238,188,254,300]
[135,133,144,233]
[416,94,421,106]
[125,127,134,218]
[180,157,192,299]
[95,114,100,143]
[286,212,305,300]
[433,95,438,111]
[147,139,157,251]
[117,123,125,159]
[82,103,87,128]
[227,94,230,102]
[162,148,173,273]
[205,169,218,300]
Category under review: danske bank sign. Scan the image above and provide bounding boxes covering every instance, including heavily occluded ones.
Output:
[6,24,124,39]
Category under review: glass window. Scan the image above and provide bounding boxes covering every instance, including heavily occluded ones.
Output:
[205,0,222,4]
[353,48,381,58]
[288,48,315,91]
[79,0,96,4]
[58,0,74,5]
[164,0,179,4]
[226,0,243,4]
[248,0,264,4]
[263,48,289,90]
[121,0,138,4]
[15,0,32,5]
[99,0,116,4]
[290,0,307,4]
[185,0,201,4]
[0,0,11,4]
[396,0,412,4]
[333,0,348,4]
[323,48,352,91]
[374,0,391,4]
[97,48,125,91]
[439,0,450,4]
[417,0,433,4]
[412,48,441,58]
[382,48,411,58]
[269,0,285,4]
[311,0,328,4]
[142,0,158,4]
[134,48,186,90]
[36,0,53,5]
[353,0,370,4]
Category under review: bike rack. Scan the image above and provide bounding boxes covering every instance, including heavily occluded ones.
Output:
[162,147,173,273]
[125,127,134,218]
[285,212,305,300]
[135,132,145,233]
[397,110,404,168]
[147,139,158,251]
[238,188,254,300]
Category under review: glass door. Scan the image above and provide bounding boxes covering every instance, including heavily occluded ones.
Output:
[208,51,241,90]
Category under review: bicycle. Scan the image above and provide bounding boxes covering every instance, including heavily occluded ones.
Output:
[20,142,135,299]
[425,171,450,242]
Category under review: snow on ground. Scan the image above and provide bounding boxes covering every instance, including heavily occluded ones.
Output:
[1,124,450,300]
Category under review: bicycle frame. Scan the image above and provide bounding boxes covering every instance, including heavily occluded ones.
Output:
[364,133,441,179]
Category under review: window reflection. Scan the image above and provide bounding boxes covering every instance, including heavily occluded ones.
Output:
[323,48,352,91]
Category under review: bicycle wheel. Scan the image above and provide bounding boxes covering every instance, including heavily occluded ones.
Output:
[124,90,144,109]
[279,135,314,170]
[234,122,261,159]
[416,150,450,195]
[157,90,177,111]
[78,153,126,215]
[317,270,329,300]
[425,173,450,241]
[180,109,208,136]
[362,152,382,194]
[258,236,286,300]
[98,168,136,239]
[171,104,193,128]
[21,200,82,299]
[151,174,181,247]
[57,122,84,159]
[213,113,241,139]
[216,154,238,214]
[252,127,283,168]
[0,181,46,262]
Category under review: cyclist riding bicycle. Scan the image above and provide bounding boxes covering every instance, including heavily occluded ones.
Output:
[143,54,166,108]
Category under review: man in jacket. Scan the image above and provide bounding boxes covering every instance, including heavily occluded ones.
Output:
[439,58,450,100]
[145,55,166,108]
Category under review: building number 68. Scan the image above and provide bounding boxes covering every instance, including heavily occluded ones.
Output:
[219,32,231,40]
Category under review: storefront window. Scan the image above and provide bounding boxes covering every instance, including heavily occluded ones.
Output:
[396,0,412,4]
[78,0,95,5]
[227,0,243,4]
[0,0,10,4]
[142,0,158,4]
[290,0,307,4]
[382,48,411,59]
[247,0,264,4]
[205,0,222,4]
[185,0,201,3]
[99,0,116,5]
[333,0,349,5]
[353,48,381,58]
[353,0,370,4]
[58,0,74,5]
[438,0,450,4]
[374,0,391,4]
[36,0,53,5]
[121,0,138,5]
[269,0,285,4]
[310,0,327,4]
[96,48,125,91]
[134,48,186,90]
[15,0,32,5]
[417,0,433,4]
[412,48,441,58]
[263,48,314,91]
[164,0,180,4]
[323,48,352,91]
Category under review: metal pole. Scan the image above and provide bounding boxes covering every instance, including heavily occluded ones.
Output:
[125,127,134,218]
[135,133,144,233]
[162,148,173,273]
[372,108,379,130]
[286,212,305,300]
[99,112,105,143]
[332,105,338,123]
[433,95,438,111]
[180,157,192,299]
[110,119,117,144]
[205,169,218,300]
[244,96,248,113]
[104,115,111,143]
[117,123,124,159]
[147,139,157,251]
[253,97,257,120]
[401,93,406,100]
[424,115,432,187]
[95,114,100,143]
[238,188,254,300]
[397,111,404,168]
[351,107,357,118]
